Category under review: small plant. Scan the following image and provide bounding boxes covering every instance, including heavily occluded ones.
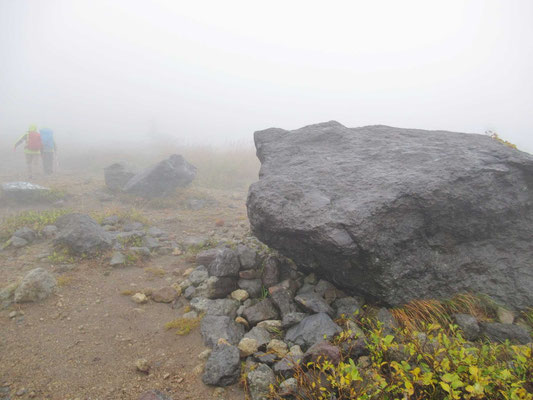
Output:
[48,249,75,264]
[260,286,270,299]
[164,315,203,335]
[56,275,73,287]
[144,267,166,277]
[487,131,518,150]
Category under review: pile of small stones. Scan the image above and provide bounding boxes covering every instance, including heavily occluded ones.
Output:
[176,243,532,399]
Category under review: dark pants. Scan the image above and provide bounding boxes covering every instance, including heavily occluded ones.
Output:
[42,152,54,175]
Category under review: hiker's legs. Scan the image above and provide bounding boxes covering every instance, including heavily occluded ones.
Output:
[42,152,53,174]
[25,154,33,179]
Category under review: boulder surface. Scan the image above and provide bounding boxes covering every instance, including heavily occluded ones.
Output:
[247,121,533,309]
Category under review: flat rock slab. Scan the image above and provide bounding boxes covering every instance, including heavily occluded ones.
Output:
[1,182,50,202]
[247,121,533,310]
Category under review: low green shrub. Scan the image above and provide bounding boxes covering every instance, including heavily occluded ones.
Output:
[271,322,532,400]
[0,209,71,241]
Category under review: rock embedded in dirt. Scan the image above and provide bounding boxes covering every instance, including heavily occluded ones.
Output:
[202,342,241,386]
[132,293,148,304]
[9,236,28,248]
[285,313,342,350]
[54,213,113,256]
[109,251,126,267]
[135,358,150,373]
[243,299,280,326]
[122,154,196,198]
[151,287,177,303]
[247,121,533,310]
[479,322,532,344]
[14,268,57,303]
[104,163,135,191]
[200,315,245,348]
[452,313,480,341]
[138,390,173,400]
[209,248,240,277]
[247,363,276,400]
[13,227,36,242]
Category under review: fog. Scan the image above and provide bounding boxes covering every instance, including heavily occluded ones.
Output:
[1,0,532,151]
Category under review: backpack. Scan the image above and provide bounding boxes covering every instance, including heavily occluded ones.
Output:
[40,128,54,151]
[27,131,42,151]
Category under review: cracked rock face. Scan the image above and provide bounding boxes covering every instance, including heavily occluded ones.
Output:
[247,121,533,310]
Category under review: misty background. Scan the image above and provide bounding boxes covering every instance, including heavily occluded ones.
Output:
[1,0,532,153]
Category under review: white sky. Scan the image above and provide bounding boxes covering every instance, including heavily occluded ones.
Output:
[1,0,532,151]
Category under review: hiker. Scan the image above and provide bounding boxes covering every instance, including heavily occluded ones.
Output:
[39,127,57,175]
[14,125,42,179]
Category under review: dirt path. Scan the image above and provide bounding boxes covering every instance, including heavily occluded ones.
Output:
[0,171,250,400]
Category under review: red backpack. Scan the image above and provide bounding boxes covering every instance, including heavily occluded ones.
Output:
[27,131,42,151]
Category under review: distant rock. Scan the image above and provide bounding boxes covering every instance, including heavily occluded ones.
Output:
[13,227,36,242]
[104,163,135,191]
[14,268,57,303]
[54,213,113,256]
[247,121,533,310]
[123,154,196,198]
[151,286,177,303]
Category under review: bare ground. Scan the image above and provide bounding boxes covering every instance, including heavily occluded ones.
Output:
[0,165,253,400]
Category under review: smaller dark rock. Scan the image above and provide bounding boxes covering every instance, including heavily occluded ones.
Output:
[239,269,261,279]
[480,322,532,345]
[244,326,272,349]
[243,299,280,326]
[303,341,341,365]
[201,315,245,348]
[104,163,135,191]
[453,313,480,341]
[282,312,308,329]
[261,256,280,288]
[285,313,342,350]
[238,279,262,298]
[333,297,361,319]
[247,363,276,400]
[196,248,222,268]
[237,244,258,270]
[13,227,36,242]
[253,352,278,366]
[271,289,298,318]
[295,293,334,317]
[209,248,240,277]
[376,308,398,334]
[206,299,240,319]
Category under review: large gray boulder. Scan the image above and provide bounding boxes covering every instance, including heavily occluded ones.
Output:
[123,154,196,198]
[54,213,113,256]
[247,121,533,310]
